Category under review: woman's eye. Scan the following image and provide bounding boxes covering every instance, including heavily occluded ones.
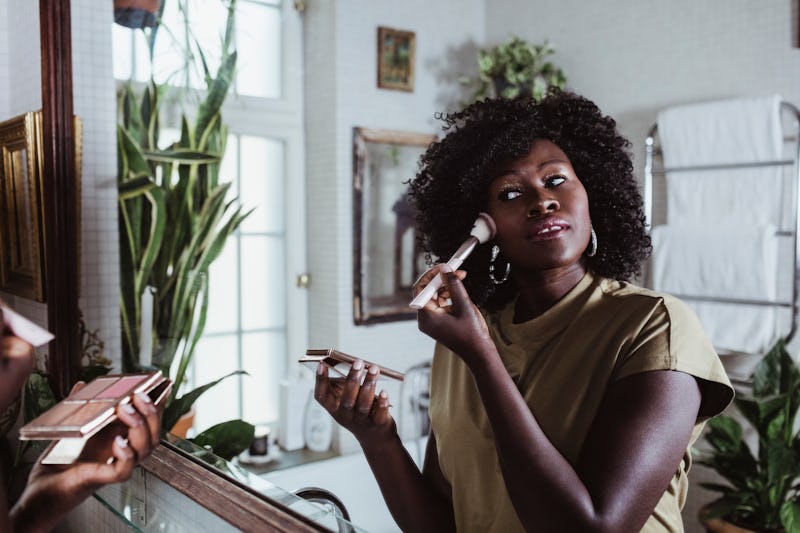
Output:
[498,189,522,201]
[545,175,566,188]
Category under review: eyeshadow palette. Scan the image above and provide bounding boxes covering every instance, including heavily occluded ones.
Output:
[299,348,405,382]
[19,371,170,441]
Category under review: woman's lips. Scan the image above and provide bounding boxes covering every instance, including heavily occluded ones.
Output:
[526,218,570,242]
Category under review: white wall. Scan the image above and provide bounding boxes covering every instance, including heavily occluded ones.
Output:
[484,0,800,179]
[0,1,8,117]
[305,0,485,375]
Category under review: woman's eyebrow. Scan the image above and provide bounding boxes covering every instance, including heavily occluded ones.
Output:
[537,158,570,170]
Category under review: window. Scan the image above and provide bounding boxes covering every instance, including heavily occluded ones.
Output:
[112,0,306,433]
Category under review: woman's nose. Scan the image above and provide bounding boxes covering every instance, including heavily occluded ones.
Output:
[527,197,560,217]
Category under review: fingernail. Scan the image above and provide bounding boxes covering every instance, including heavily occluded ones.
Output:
[136,391,152,404]
[352,359,363,371]
[317,363,325,375]
[379,390,388,399]
[115,435,129,448]
[122,403,136,414]
[368,365,378,375]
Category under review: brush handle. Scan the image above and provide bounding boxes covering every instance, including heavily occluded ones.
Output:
[409,237,478,309]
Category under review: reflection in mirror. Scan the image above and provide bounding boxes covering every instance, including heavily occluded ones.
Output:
[353,128,435,325]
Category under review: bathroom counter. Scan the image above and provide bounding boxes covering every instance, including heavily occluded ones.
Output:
[236,446,339,476]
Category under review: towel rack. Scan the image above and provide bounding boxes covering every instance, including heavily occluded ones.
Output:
[643,101,800,366]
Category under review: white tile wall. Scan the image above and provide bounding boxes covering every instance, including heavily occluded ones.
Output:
[71,0,122,369]
[305,0,485,380]
[0,0,8,117]
[6,0,41,117]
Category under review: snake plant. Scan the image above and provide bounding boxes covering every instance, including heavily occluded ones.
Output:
[117,0,252,448]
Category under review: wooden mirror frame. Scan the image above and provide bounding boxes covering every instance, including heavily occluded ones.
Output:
[35,2,327,530]
[38,0,81,399]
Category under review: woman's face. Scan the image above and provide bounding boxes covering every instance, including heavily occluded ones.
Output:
[486,139,592,276]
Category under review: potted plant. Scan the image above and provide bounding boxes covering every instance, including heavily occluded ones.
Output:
[461,35,567,102]
[116,0,253,458]
[696,338,800,532]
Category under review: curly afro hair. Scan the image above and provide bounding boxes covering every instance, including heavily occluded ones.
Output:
[408,90,651,311]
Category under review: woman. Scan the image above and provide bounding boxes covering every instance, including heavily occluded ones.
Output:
[1,305,165,532]
[314,91,734,532]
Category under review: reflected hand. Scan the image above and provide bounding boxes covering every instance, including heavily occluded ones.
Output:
[10,382,168,532]
[314,360,395,447]
[416,265,494,366]
[0,306,36,413]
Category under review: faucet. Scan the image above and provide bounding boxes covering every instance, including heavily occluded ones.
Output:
[291,487,354,533]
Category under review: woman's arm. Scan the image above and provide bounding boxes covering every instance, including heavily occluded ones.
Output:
[9,386,166,532]
[315,364,455,532]
[420,267,701,532]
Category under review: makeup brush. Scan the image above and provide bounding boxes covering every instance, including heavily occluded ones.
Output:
[409,212,496,309]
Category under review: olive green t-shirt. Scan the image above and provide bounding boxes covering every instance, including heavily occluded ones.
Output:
[428,272,734,532]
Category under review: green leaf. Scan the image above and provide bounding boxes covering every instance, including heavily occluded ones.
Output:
[24,373,56,422]
[119,176,156,200]
[162,370,246,432]
[142,148,221,165]
[704,416,743,453]
[781,500,800,533]
[190,419,255,461]
[118,126,151,180]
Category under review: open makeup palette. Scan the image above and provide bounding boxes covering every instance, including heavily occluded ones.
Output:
[19,371,171,464]
[299,348,405,381]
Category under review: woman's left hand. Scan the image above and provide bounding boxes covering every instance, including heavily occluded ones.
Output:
[10,384,166,532]
[415,264,495,365]
[0,308,36,413]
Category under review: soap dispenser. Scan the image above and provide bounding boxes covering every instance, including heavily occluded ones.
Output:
[303,390,333,452]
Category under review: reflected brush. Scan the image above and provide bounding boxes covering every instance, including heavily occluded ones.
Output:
[409,212,496,309]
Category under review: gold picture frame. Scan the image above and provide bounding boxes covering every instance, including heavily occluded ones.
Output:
[0,112,46,301]
[377,26,416,92]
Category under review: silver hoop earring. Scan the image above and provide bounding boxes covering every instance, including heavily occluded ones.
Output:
[586,228,598,257]
[489,244,511,285]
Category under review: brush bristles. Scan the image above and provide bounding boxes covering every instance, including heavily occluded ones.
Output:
[470,212,496,244]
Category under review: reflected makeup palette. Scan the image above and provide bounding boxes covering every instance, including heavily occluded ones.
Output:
[19,371,170,441]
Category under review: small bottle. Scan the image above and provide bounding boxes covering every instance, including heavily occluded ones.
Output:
[303,390,333,452]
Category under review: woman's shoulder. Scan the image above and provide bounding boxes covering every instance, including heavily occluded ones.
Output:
[597,278,698,320]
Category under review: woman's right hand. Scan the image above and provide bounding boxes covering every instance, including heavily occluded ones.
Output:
[314,360,395,446]
[415,264,495,367]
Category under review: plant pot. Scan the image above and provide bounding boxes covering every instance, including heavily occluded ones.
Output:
[169,407,195,439]
[114,0,161,29]
[701,515,758,533]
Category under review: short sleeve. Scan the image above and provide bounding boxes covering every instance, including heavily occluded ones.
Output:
[613,295,734,420]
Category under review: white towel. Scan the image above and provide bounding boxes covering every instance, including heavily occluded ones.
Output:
[689,302,776,356]
[650,224,777,301]
[650,223,779,355]
[657,95,784,226]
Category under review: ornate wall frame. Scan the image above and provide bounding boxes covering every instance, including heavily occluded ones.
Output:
[0,112,46,301]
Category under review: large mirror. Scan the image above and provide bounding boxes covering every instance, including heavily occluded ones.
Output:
[11,0,797,532]
[352,127,434,325]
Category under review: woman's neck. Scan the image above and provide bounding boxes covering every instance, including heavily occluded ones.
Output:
[512,263,588,323]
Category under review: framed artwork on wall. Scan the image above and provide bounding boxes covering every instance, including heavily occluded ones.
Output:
[0,112,47,302]
[377,26,416,92]
[0,111,81,302]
